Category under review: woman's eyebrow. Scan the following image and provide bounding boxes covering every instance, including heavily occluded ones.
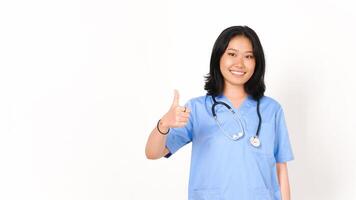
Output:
[227,48,253,53]
[227,48,238,52]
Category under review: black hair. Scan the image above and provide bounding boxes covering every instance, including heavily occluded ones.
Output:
[204,26,266,100]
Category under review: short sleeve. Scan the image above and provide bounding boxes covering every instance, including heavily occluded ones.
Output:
[274,106,294,163]
[164,100,194,158]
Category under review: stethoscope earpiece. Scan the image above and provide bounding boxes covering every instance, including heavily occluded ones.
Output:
[232,132,244,140]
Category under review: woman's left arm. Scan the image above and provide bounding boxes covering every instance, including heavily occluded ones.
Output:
[277,162,291,200]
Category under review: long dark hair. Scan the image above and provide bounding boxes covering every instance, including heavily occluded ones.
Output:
[204,26,266,100]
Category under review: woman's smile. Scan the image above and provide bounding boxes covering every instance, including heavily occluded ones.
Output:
[229,69,246,77]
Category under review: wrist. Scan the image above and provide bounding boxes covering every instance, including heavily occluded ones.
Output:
[157,119,170,135]
[159,119,169,130]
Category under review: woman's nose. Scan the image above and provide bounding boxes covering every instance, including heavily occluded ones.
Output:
[234,54,244,65]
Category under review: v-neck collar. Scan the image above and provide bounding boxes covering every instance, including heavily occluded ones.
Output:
[214,94,255,113]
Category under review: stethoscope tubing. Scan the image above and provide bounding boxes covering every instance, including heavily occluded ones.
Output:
[211,95,262,147]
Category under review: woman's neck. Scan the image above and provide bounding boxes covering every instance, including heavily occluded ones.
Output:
[223,85,247,101]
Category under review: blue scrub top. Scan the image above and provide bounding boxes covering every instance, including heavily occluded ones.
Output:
[164,94,294,200]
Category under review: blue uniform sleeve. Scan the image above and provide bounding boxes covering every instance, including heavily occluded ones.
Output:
[164,100,194,158]
[274,106,294,163]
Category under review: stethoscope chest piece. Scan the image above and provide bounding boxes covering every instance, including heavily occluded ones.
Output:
[249,136,261,148]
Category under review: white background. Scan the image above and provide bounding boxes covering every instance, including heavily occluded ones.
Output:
[1,0,355,199]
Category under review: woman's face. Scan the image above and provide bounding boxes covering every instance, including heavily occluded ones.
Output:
[219,35,256,88]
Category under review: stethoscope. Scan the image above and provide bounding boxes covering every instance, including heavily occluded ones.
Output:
[211,95,262,148]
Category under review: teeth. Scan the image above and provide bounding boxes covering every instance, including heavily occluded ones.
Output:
[230,71,245,75]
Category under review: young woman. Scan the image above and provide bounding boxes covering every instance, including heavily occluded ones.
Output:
[145,26,294,200]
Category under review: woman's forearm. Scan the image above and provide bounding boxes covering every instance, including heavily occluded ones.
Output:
[277,162,291,200]
[145,121,169,160]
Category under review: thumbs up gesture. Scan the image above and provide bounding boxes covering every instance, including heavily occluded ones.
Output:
[159,90,191,131]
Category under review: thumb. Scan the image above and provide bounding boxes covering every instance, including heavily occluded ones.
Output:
[171,89,180,107]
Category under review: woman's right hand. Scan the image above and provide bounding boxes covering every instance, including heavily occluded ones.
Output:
[159,90,191,131]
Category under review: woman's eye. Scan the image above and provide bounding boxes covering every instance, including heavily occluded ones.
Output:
[227,52,236,56]
[245,55,254,59]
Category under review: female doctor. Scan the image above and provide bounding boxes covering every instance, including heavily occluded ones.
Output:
[145,26,294,200]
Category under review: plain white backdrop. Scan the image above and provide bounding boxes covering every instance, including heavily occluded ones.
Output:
[1,0,355,199]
